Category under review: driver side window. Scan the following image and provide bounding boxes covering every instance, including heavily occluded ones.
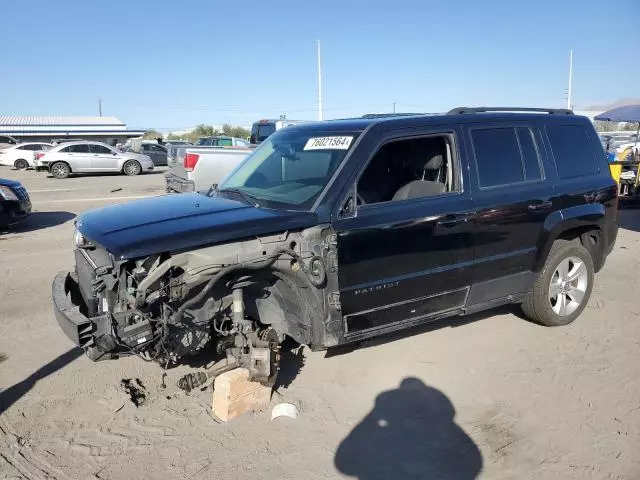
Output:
[356,134,457,207]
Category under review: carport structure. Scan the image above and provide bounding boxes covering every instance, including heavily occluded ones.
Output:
[0,116,145,145]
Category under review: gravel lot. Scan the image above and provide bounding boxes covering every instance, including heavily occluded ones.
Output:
[1,167,639,480]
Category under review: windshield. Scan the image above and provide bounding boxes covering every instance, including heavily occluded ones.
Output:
[219,129,360,210]
[251,123,276,144]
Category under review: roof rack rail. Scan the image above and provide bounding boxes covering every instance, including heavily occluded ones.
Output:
[447,107,573,115]
[361,112,425,119]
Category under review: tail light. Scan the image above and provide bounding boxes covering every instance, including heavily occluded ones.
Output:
[184,152,200,172]
[35,152,45,160]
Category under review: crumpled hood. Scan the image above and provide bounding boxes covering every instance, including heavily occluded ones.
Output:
[77,192,318,259]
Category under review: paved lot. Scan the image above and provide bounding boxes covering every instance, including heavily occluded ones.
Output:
[1,167,639,479]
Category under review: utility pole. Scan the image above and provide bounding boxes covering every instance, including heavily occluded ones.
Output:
[317,40,323,121]
[98,97,103,117]
[567,50,573,110]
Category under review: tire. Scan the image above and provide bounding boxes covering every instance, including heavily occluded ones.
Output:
[521,240,594,326]
[50,162,71,179]
[14,159,29,170]
[122,160,142,176]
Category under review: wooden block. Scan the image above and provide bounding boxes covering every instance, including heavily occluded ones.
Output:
[212,368,272,422]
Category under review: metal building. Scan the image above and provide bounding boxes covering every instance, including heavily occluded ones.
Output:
[0,116,145,145]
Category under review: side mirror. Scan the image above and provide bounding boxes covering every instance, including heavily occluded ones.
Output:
[113,151,118,155]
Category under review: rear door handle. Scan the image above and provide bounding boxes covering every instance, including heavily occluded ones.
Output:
[437,213,472,227]
[528,200,553,211]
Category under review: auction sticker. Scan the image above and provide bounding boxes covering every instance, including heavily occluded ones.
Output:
[304,136,353,150]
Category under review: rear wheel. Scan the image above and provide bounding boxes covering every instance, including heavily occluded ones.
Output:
[123,160,141,176]
[50,162,71,179]
[521,240,594,326]
[14,159,29,170]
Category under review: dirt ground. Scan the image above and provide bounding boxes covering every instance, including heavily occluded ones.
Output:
[1,168,639,480]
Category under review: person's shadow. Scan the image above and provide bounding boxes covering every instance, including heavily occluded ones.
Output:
[334,378,482,480]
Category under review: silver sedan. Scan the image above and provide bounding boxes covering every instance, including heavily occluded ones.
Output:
[36,141,154,179]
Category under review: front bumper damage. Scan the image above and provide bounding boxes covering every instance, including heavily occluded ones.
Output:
[52,271,111,360]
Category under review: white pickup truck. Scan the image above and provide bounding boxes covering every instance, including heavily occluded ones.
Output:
[165,146,252,193]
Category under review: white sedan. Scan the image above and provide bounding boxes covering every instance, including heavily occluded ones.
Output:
[36,141,155,179]
[0,142,52,169]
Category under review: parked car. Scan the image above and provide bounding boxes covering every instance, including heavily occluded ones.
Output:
[165,146,251,192]
[53,107,617,389]
[0,178,31,228]
[196,136,251,147]
[0,135,20,150]
[0,142,52,169]
[164,140,192,146]
[36,141,154,179]
[123,142,168,166]
[249,119,309,144]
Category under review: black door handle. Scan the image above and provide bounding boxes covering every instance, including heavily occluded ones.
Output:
[437,214,471,227]
[528,200,553,211]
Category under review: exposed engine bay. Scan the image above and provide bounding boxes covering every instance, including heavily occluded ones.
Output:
[70,227,338,385]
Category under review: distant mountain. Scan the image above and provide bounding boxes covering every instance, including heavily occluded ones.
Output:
[585,98,640,110]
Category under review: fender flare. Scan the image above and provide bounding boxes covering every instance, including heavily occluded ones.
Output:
[533,203,606,272]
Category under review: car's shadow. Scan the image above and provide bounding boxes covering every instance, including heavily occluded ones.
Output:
[1,211,75,234]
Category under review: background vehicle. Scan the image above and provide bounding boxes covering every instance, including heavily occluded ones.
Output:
[249,119,309,144]
[165,146,251,192]
[196,136,251,147]
[0,178,31,227]
[0,142,52,169]
[37,141,155,179]
[54,107,617,385]
[123,141,168,166]
[0,135,20,150]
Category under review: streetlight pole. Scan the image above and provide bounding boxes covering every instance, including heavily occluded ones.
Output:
[567,50,573,110]
[317,40,323,121]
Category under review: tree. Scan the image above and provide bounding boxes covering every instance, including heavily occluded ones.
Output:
[142,129,162,140]
[221,123,250,139]
[187,124,219,142]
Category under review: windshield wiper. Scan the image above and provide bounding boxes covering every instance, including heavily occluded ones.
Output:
[218,187,261,207]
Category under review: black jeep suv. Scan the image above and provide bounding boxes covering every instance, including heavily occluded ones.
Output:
[53,107,617,384]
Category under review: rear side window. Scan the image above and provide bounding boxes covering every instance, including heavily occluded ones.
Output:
[218,138,233,147]
[546,125,600,179]
[471,127,543,188]
[62,144,90,153]
[90,144,112,154]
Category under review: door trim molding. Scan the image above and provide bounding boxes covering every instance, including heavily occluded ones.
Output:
[344,286,470,337]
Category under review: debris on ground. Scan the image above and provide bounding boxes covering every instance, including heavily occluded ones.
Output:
[271,402,300,421]
[121,378,147,407]
[177,372,208,393]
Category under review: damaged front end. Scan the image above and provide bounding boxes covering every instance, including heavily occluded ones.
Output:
[52,228,334,385]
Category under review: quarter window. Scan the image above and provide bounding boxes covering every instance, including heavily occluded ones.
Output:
[471,127,543,188]
[546,125,599,179]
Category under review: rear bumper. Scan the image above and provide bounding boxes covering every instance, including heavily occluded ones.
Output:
[165,173,195,193]
[52,271,99,348]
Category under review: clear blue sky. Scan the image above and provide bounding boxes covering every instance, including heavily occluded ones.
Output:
[1,0,638,131]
